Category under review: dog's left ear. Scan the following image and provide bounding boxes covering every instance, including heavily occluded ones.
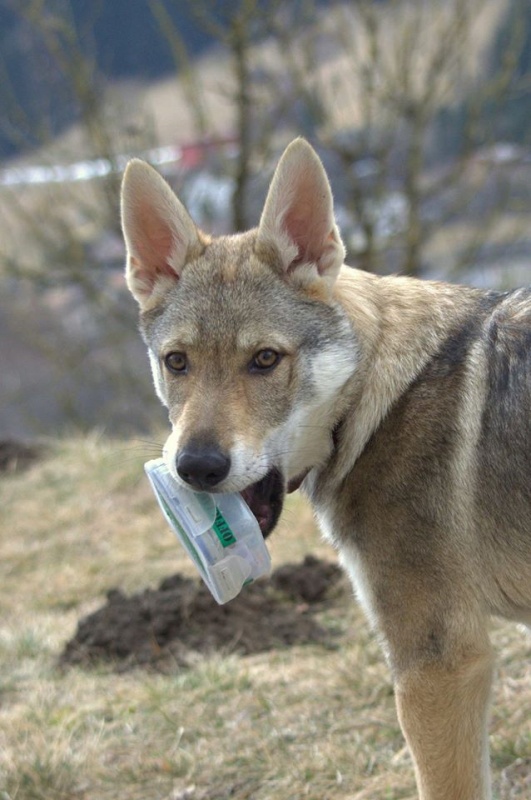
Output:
[256,138,345,291]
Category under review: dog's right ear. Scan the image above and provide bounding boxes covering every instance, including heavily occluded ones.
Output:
[256,138,345,293]
[120,160,201,307]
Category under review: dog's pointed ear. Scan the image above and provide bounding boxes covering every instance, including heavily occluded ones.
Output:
[256,138,345,291]
[121,160,201,307]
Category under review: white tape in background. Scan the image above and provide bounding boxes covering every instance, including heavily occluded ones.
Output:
[0,145,183,188]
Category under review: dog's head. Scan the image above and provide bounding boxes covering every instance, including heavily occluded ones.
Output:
[121,139,358,535]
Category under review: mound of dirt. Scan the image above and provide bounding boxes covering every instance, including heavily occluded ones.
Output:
[0,439,43,473]
[60,556,345,671]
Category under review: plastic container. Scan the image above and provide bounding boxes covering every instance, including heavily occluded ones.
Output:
[144,458,271,604]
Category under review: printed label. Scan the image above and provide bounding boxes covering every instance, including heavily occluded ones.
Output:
[212,508,237,547]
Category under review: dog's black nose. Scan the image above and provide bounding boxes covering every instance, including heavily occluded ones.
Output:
[176,446,231,489]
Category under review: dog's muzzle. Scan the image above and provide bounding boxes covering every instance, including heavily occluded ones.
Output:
[174,441,285,538]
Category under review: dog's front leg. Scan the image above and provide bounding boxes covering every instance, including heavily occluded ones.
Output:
[394,646,495,800]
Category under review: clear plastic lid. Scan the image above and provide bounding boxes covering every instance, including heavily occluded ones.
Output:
[144,458,271,604]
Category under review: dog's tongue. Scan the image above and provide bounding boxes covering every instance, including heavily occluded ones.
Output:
[241,470,308,533]
[240,487,275,536]
[252,501,274,534]
[239,468,284,538]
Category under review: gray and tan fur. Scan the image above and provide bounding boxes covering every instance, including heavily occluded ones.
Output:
[121,138,531,800]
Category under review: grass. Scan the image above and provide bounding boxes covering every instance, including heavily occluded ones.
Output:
[0,433,530,800]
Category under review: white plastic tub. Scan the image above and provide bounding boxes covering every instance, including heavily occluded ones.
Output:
[144,458,271,604]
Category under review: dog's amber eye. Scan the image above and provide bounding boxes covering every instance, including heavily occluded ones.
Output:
[250,349,281,372]
[164,352,188,374]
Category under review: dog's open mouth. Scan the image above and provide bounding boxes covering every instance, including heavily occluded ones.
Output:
[240,468,284,538]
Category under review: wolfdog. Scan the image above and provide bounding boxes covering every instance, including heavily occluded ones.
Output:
[121,138,531,800]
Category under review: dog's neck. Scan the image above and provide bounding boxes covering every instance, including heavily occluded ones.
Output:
[315,266,481,490]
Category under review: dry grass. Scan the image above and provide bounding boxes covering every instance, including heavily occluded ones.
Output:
[0,434,530,800]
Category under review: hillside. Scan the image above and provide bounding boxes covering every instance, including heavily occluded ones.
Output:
[0,0,214,159]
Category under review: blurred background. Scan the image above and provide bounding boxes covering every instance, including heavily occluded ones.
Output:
[2,0,531,440]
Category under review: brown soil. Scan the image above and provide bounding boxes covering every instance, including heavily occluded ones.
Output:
[0,439,43,473]
[60,556,347,672]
